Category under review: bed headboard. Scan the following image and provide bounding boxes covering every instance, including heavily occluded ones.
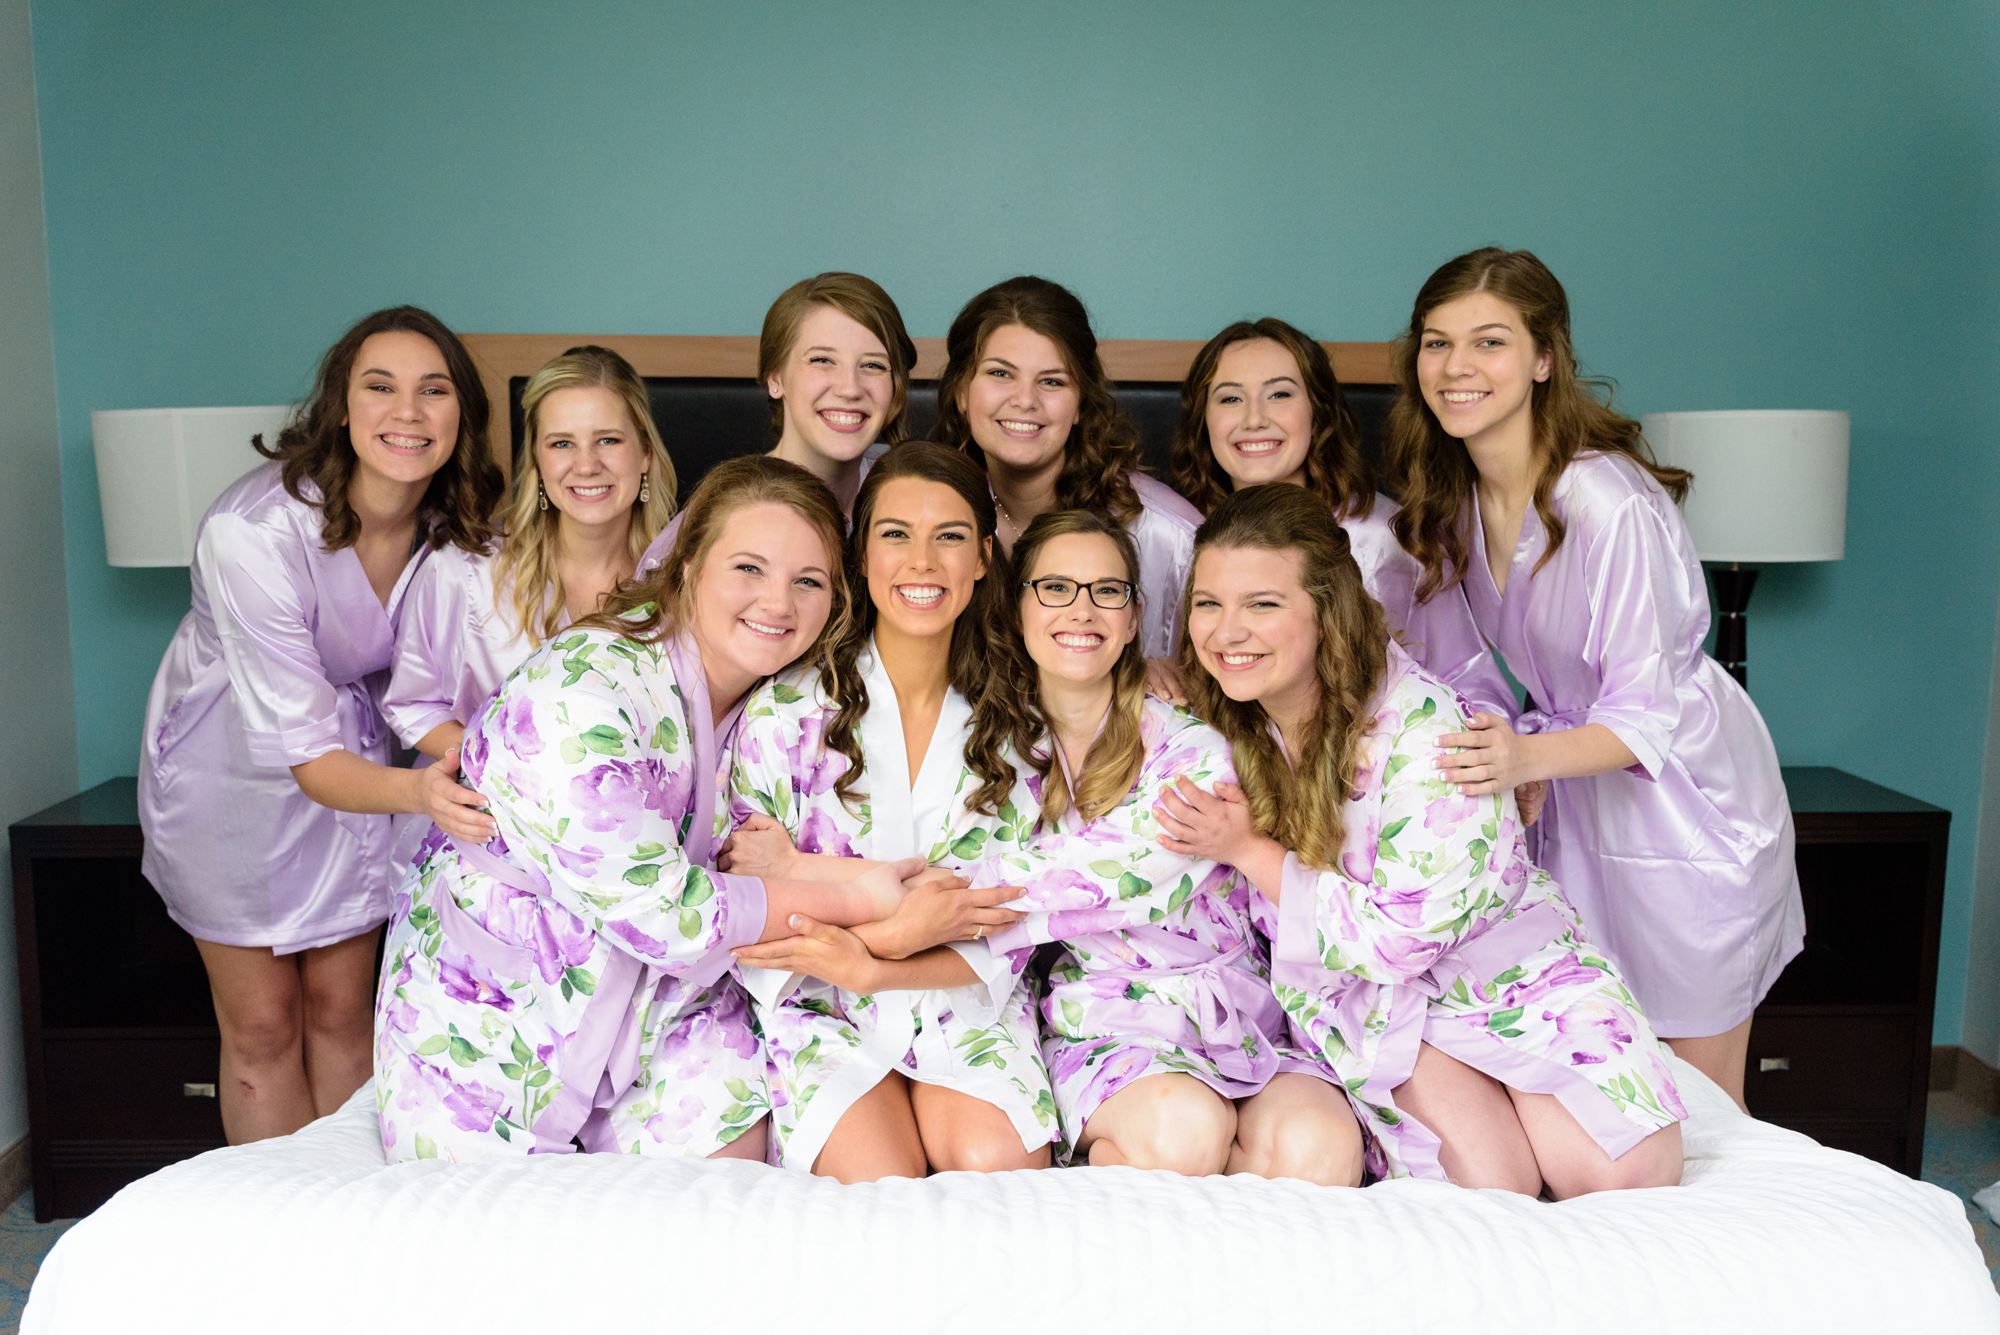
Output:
[461,335,1399,497]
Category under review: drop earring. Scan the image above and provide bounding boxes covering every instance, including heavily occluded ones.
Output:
[537,481,548,512]
[639,472,650,505]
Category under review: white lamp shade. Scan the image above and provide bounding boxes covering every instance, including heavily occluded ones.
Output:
[1642,409,1848,562]
[92,406,292,566]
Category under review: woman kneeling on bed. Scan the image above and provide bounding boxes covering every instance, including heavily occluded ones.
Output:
[1156,484,1686,1196]
[964,509,1363,1182]
[375,456,923,1162]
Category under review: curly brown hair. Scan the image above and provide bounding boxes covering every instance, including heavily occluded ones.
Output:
[995,509,1148,827]
[931,276,1144,526]
[1384,248,1691,603]
[253,305,502,554]
[821,443,1017,817]
[759,272,919,446]
[1181,484,1388,871]
[1167,318,1373,520]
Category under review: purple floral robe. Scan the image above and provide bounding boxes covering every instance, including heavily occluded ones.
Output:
[1269,640,1687,1181]
[971,697,1302,1160]
[140,464,425,953]
[375,626,770,1162]
[1452,452,1803,1036]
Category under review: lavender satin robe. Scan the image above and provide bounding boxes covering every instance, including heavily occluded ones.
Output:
[139,464,425,953]
[1126,473,1202,660]
[375,630,770,1161]
[635,441,887,577]
[1455,453,1803,1037]
[1344,494,1514,719]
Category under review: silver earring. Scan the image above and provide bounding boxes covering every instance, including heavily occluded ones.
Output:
[537,482,548,512]
[639,472,650,505]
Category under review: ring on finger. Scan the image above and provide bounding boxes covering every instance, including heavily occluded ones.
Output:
[973,924,986,940]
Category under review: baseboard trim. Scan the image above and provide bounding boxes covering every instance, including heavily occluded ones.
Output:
[0,1135,28,1213]
[1932,1044,2000,1114]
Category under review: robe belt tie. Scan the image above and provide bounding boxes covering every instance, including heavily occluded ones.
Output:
[329,679,391,848]
[1114,937,1279,1087]
[437,835,646,1154]
[1512,705,1591,737]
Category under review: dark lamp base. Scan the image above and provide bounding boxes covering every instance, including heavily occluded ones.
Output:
[1712,564,1758,687]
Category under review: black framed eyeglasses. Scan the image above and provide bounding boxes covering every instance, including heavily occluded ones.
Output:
[1020,576,1137,610]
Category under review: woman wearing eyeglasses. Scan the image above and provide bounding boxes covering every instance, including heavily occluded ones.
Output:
[960,509,1362,1182]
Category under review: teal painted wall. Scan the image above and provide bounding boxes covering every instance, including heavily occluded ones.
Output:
[30,2,2000,1042]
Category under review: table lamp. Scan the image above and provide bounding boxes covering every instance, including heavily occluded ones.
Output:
[91,406,292,565]
[1641,409,1849,688]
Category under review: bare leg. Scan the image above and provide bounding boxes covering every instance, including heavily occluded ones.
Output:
[297,927,380,1117]
[910,1082,1051,1173]
[194,939,313,1144]
[811,1072,928,1183]
[1663,1017,1752,1112]
[1390,1042,1541,1194]
[1227,1072,1365,1186]
[1506,1087,1683,1198]
[709,1116,768,1162]
[1077,1073,1236,1176]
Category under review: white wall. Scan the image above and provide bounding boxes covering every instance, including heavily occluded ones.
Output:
[0,0,79,1145]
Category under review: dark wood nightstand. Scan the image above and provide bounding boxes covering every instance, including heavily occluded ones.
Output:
[10,777,224,1220]
[1749,767,1948,1178]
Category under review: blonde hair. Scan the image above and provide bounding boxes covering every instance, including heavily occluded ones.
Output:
[759,273,918,445]
[492,345,678,646]
[584,454,852,676]
[1181,485,1387,870]
[998,509,1148,826]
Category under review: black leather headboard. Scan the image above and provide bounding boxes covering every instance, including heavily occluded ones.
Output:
[509,378,1397,501]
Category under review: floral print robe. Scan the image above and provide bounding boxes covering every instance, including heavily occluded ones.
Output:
[1268,640,1687,1181]
[727,646,1058,1171]
[375,627,771,1162]
[970,697,1300,1161]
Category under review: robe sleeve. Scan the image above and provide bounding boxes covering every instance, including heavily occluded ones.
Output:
[1270,679,1515,986]
[382,550,472,748]
[721,686,826,1007]
[198,512,344,769]
[976,721,1239,958]
[477,648,766,975]
[1576,497,1689,781]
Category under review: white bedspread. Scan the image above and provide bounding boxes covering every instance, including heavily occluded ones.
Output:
[25,1057,1999,1334]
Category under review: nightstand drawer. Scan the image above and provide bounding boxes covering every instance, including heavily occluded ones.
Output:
[1744,1013,1913,1118]
[42,1037,226,1142]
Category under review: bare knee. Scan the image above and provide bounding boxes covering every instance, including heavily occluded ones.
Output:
[218,991,304,1069]
[1090,1081,1235,1176]
[1243,1109,1365,1187]
[932,1133,1049,1175]
[1558,1123,1684,1198]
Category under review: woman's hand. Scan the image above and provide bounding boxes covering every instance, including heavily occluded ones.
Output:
[1154,777,1260,864]
[1144,656,1189,706]
[418,747,495,842]
[858,870,1027,959]
[732,916,882,995]
[843,856,929,923]
[1435,712,1535,795]
[717,813,799,877]
[1514,780,1548,826]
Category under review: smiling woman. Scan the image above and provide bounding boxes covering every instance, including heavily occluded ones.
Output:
[137,305,505,1147]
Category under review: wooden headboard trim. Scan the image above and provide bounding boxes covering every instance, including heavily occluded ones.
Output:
[461,334,1398,471]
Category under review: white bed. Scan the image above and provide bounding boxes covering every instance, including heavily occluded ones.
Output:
[24,1055,1999,1334]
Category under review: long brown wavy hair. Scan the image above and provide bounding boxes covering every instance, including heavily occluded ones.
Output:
[760,272,919,445]
[254,305,503,554]
[931,276,1144,525]
[1182,485,1388,871]
[585,455,852,680]
[997,510,1148,827]
[1167,318,1374,520]
[821,443,1016,817]
[1384,248,1692,602]
[492,345,678,647]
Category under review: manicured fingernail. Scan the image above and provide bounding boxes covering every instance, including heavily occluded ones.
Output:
[789,914,803,928]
